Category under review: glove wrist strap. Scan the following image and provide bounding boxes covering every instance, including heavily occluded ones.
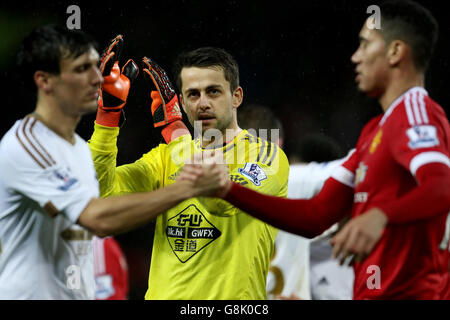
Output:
[161,120,190,143]
[96,108,121,127]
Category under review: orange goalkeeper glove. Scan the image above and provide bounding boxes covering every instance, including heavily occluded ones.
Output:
[142,57,188,142]
[96,35,139,127]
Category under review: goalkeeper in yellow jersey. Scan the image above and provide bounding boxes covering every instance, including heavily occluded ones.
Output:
[88,36,289,299]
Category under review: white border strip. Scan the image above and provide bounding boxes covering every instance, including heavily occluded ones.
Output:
[331,166,355,188]
[410,151,450,176]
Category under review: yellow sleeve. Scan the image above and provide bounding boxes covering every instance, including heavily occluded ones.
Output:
[199,139,289,217]
[87,122,164,197]
[258,143,289,198]
[232,140,289,197]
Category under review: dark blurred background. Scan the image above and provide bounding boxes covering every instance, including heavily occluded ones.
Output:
[1,0,448,299]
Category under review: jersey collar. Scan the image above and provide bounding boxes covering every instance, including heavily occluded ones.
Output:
[195,129,247,152]
[379,86,428,126]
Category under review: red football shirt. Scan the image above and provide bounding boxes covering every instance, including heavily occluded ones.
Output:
[332,87,450,299]
[94,237,129,300]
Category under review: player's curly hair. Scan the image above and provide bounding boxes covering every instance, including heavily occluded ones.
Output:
[16,24,97,90]
[173,47,240,93]
[378,0,438,71]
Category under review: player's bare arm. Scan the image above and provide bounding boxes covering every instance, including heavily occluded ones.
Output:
[77,179,195,237]
[79,155,231,237]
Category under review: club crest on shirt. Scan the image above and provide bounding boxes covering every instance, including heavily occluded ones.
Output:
[95,274,115,299]
[238,163,267,186]
[369,130,383,154]
[51,167,78,191]
[355,162,368,186]
[406,125,439,149]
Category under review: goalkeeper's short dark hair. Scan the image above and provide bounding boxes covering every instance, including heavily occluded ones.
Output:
[173,47,240,93]
[16,24,97,90]
[378,0,438,71]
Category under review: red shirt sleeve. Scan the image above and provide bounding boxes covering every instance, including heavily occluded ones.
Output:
[94,237,129,300]
[379,162,450,223]
[380,95,450,223]
[224,177,353,238]
[388,94,449,177]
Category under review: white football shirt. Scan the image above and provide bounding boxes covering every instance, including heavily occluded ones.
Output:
[267,158,349,300]
[0,115,99,299]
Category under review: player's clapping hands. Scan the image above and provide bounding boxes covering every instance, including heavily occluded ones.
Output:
[178,152,231,198]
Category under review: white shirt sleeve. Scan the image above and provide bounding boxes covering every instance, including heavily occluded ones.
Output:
[288,158,345,199]
[0,137,96,223]
[267,159,346,300]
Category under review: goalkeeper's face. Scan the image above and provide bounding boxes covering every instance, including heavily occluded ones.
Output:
[180,66,243,136]
[50,47,103,116]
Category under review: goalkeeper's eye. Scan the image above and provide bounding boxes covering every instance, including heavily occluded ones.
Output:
[186,90,199,99]
[207,87,221,97]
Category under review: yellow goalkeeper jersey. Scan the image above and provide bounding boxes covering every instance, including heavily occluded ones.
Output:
[88,123,289,300]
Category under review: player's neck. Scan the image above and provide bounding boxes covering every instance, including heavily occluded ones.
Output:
[200,126,243,149]
[378,71,425,113]
[34,98,80,145]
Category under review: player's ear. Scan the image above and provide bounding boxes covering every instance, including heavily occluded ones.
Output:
[387,40,407,67]
[34,70,54,94]
[232,86,243,110]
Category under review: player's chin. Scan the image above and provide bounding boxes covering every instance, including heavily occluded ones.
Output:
[81,100,100,114]
[356,82,375,96]
[360,85,382,98]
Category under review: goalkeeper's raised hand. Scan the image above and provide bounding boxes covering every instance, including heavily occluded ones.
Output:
[142,57,188,143]
[96,35,139,127]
